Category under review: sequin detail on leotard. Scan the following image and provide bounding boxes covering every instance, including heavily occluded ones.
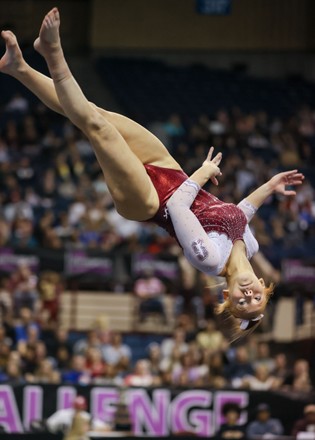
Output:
[144,164,247,243]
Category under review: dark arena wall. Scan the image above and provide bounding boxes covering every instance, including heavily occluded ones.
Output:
[1,0,315,51]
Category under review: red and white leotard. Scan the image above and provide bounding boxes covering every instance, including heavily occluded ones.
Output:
[145,164,259,276]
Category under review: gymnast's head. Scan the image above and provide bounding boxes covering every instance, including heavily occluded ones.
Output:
[215,270,274,338]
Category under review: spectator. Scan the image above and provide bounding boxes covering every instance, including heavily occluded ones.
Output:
[53,211,75,244]
[227,346,255,387]
[0,360,25,385]
[7,350,22,372]
[171,351,208,387]
[208,352,228,388]
[46,395,110,436]
[48,327,73,366]
[0,342,10,372]
[55,345,72,371]
[4,190,34,226]
[146,342,162,376]
[282,359,313,392]
[134,269,167,324]
[27,358,60,383]
[291,404,315,438]
[0,277,12,323]
[246,403,284,438]
[271,352,290,383]
[196,319,228,354]
[159,345,182,384]
[241,365,278,390]
[11,216,37,248]
[124,359,160,387]
[253,342,276,373]
[10,264,39,315]
[37,271,62,321]
[216,402,246,439]
[14,307,40,343]
[176,313,197,342]
[73,329,101,355]
[0,217,11,247]
[68,191,86,226]
[20,344,37,376]
[94,363,124,387]
[160,327,188,360]
[17,324,40,354]
[36,210,57,247]
[34,340,49,365]
[39,169,57,209]
[62,354,90,384]
[101,331,131,371]
[85,347,106,378]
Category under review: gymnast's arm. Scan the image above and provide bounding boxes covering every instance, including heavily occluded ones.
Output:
[166,148,223,271]
[166,179,221,271]
[238,170,304,222]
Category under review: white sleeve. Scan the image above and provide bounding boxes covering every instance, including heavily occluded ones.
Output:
[46,410,72,433]
[237,198,257,222]
[166,179,220,273]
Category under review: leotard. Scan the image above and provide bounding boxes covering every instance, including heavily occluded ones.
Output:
[144,164,259,275]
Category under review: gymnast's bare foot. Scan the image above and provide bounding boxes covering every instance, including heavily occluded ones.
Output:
[34,7,61,57]
[0,30,25,76]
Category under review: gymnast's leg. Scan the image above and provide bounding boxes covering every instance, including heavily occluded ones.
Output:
[33,7,161,221]
[0,30,180,170]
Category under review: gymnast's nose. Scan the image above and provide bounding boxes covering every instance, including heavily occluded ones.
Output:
[244,289,253,297]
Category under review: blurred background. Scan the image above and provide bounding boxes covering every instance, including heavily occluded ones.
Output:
[0,0,315,439]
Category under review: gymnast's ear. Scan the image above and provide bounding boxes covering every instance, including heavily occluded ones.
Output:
[259,278,265,288]
[223,289,229,300]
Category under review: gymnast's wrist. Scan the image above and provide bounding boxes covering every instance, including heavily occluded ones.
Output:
[265,181,275,196]
[202,163,219,180]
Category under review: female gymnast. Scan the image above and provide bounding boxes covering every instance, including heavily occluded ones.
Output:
[0,8,304,336]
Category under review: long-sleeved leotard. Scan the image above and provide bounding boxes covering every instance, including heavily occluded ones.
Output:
[144,164,259,276]
[166,178,259,275]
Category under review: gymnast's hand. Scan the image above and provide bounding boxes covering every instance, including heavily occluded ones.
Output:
[268,170,305,196]
[202,146,222,186]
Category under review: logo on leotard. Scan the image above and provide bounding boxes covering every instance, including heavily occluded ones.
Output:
[191,239,209,262]
[163,207,169,220]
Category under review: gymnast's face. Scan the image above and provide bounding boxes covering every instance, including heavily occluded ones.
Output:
[227,272,266,317]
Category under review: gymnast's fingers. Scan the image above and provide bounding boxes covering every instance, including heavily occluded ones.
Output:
[283,190,296,196]
[284,171,304,185]
[213,152,222,166]
[206,146,214,161]
[211,175,219,186]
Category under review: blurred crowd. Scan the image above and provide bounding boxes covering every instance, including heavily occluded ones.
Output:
[0,296,314,394]
[0,84,314,438]
[0,92,314,269]
[1,295,315,440]
[0,253,312,395]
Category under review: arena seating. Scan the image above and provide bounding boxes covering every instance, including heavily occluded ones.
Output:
[96,57,315,122]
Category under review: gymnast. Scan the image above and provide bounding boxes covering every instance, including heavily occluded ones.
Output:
[0,8,304,335]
